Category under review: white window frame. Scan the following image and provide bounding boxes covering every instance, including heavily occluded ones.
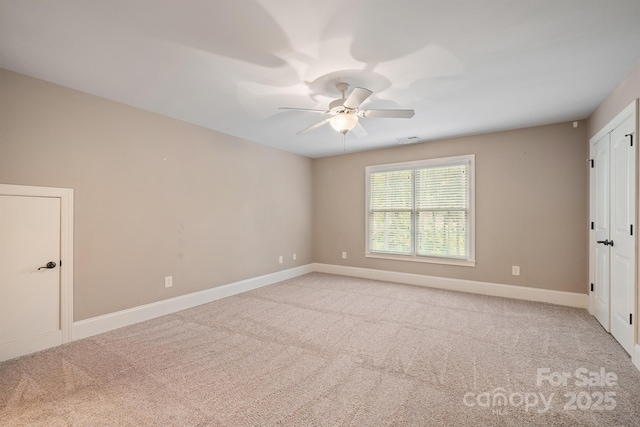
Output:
[365,155,476,267]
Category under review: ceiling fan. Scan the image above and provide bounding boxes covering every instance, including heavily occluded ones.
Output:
[279,82,415,136]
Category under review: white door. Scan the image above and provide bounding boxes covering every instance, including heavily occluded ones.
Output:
[609,115,635,355]
[0,195,62,361]
[591,133,611,331]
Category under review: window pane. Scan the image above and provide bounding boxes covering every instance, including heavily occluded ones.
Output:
[416,165,468,210]
[416,210,467,258]
[370,170,413,210]
[366,155,473,263]
[369,211,412,254]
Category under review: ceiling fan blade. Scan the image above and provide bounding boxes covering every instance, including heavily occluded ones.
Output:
[351,121,368,138]
[343,87,373,109]
[297,117,331,135]
[279,107,329,114]
[360,109,415,119]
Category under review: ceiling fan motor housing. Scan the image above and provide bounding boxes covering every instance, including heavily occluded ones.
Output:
[329,98,352,113]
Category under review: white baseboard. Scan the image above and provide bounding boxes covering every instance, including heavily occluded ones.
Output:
[73,262,589,342]
[312,263,588,309]
[72,264,313,340]
[64,262,638,373]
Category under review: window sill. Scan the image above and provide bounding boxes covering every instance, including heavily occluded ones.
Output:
[365,252,476,267]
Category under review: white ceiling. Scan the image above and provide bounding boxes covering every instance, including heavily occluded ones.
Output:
[1,1,639,158]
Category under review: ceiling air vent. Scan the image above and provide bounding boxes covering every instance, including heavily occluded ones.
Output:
[396,136,419,145]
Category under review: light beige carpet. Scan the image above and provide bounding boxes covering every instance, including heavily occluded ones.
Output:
[2,272,640,426]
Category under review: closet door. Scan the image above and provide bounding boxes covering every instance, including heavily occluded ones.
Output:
[589,100,637,357]
[609,114,635,356]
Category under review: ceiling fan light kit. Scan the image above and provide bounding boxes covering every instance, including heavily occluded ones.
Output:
[330,113,358,134]
[280,82,415,137]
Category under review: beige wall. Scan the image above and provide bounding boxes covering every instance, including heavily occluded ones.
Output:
[588,60,640,138]
[0,69,313,321]
[0,66,596,323]
[313,122,589,294]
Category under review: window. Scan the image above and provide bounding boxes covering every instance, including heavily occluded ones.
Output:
[366,155,475,266]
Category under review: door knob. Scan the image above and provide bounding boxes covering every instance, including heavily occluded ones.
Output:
[38,261,57,270]
[596,240,614,246]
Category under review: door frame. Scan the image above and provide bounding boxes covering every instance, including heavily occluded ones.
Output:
[588,133,611,330]
[0,184,74,344]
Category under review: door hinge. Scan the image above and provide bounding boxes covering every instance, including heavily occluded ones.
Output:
[60,260,62,267]
[630,313,633,325]
[590,159,594,168]
[590,283,594,292]
[591,221,594,230]
[631,225,634,236]
[626,133,633,147]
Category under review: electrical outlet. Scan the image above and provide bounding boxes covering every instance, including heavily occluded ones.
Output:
[164,276,173,288]
[342,251,347,259]
[293,253,297,261]
[512,266,520,276]
[279,255,283,264]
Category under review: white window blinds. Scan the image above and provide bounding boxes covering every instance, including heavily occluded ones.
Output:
[369,170,413,254]
[366,155,475,265]
[415,165,468,258]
